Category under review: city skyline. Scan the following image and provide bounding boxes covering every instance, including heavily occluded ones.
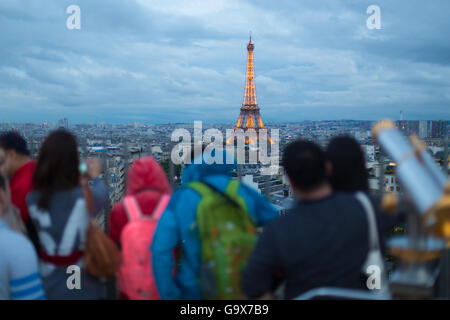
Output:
[1,1,450,123]
[2,119,449,126]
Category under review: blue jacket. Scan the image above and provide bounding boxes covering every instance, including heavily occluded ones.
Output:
[151,151,279,299]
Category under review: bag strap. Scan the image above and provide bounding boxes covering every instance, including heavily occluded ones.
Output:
[189,181,241,209]
[225,179,240,198]
[153,194,170,221]
[225,180,249,213]
[188,181,213,198]
[123,196,143,222]
[123,194,170,222]
[355,192,380,251]
[81,180,95,217]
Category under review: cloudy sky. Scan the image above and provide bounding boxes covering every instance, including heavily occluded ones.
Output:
[0,0,449,124]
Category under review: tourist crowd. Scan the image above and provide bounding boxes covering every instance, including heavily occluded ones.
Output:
[0,130,398,300]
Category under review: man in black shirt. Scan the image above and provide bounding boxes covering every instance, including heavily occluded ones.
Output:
[242,139,394,299]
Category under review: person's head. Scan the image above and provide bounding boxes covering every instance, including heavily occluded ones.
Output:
[325,136,369,192]
[282,139,329,197]
[180,144,235,184]
[126,156,171,196]
[0,131,31,178]
[33,129,80,210]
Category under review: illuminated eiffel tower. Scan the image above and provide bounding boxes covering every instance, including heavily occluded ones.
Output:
[227,35,272,145]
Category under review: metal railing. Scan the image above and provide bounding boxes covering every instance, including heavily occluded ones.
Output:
[293,287,391,300]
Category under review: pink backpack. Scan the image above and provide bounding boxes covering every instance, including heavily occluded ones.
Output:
[118,193,170,300]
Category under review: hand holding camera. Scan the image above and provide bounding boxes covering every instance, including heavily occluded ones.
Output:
[80,158,102,186]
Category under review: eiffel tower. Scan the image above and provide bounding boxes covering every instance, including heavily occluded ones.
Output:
[227,35,272,145]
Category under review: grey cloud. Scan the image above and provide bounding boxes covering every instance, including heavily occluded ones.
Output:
[0,0,449,124]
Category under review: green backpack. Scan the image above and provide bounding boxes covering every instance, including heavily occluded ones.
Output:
[188,180,257,300]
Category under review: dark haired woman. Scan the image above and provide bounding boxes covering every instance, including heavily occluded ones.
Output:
[325,136,369,192]
[26,129,108,299]
[325,135,402,284]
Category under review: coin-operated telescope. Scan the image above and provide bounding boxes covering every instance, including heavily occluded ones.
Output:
[373,120,450,299]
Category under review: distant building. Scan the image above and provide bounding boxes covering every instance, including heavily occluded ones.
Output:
[407,121,419,136]
[362,144,376,162]
[106,157,126,203]
[57,118,69,129]
[242,174,260,193]
[419,120,431,139]
[385,174,401,193]
[397,120,408,135]
[240,173,284,198]
[431,120,447,138]
[151,146,163,155]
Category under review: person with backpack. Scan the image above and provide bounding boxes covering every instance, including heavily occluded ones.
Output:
[0,174,46,300]
[151,148,279,300]
[26,130,109,300]
[108,156,171,300]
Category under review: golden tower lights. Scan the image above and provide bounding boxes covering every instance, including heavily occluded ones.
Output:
[228,36,272,145]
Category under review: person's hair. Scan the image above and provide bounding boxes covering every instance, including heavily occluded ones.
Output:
[0,175,6,214]
[33,130,80,210]
[282,139,327,192]
[325,135,369,192]
[0,174,6,191]
[0,131,30,156]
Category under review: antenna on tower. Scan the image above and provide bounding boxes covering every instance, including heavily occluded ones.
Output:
[249,30,252,42]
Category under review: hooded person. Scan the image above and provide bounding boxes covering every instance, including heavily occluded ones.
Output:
[108,156,171,299]
[109,156,171,243]
[151,148,279,300]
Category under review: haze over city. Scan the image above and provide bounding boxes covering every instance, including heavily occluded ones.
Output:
[1,0,450,124]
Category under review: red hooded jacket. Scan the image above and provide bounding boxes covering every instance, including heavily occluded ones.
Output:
[109,157,171,244]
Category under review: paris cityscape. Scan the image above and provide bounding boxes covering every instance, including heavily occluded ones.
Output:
[1,117,448,217]
[0,0,449,305]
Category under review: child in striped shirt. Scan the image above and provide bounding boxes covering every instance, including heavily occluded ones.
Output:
[0,174,46,300]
